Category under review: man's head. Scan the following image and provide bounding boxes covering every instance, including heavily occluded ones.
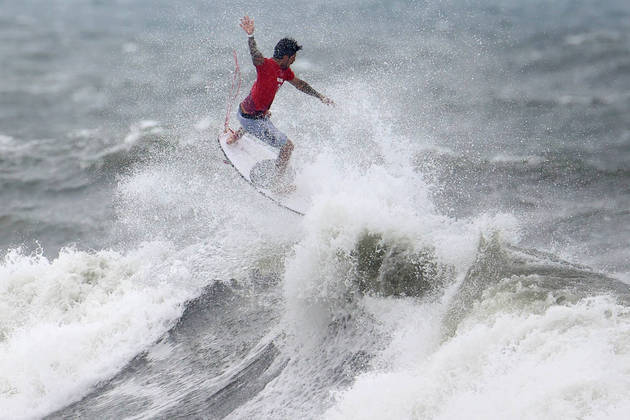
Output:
[273,38,302,68]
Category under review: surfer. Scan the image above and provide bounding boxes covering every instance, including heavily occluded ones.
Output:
[227,15,333,174]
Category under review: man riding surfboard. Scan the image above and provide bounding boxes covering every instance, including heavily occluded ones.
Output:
[226,16,333,175]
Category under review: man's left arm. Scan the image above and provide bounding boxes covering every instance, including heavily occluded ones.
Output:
[288,78,334,105]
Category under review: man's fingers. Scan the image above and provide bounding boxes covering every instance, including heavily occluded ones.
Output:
[322,97,335,106]
[240,16,254,34]
[240,16,254,32]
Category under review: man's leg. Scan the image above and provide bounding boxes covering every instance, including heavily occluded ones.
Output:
[237,113,294,174]
[276,139,294,174]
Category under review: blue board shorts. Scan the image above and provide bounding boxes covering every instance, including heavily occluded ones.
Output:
[237,108,288,149]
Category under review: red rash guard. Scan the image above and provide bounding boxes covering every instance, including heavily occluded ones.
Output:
[241,57,295,116]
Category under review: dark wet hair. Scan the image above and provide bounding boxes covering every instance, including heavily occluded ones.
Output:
[273,38,302,59]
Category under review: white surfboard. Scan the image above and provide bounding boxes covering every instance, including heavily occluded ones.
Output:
[218,131,310,215]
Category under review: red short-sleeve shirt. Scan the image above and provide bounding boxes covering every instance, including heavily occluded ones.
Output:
[241,58,295,115]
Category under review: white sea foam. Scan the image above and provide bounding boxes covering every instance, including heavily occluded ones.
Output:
[283,147,519,344]
[124,120,164,144]
[193,116,213,132]
[325,291,630,420]
[565,30,621,46]
[0,134,29,155]
[490,153,545,166]
[0,242,196,420]
[122,42,139,54]
[0,134,13,147]
[276,77,520,340]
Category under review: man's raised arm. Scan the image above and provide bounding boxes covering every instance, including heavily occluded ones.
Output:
[239,16,264,66]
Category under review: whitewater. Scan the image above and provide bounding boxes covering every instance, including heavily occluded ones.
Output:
[1,0,629,419]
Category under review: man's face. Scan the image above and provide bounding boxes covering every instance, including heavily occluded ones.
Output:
[279,54,296,69]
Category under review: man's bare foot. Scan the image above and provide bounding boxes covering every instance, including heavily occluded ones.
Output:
[226,128,244,144]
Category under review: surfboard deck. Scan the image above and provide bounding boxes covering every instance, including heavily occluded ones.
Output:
[218,131,310,215]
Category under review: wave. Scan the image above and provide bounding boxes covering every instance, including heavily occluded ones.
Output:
[326,235,630,420]
[0,243,196,420]
[45,273,285,420]
[34,149,504,419]
[76,120,175,177]
[13,191,627,420]
[444,234,630,335]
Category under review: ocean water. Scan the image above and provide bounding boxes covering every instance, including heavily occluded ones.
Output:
[1,0,629,419]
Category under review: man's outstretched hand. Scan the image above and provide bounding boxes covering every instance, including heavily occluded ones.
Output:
[321,96,335,106]
[240,16,255,36]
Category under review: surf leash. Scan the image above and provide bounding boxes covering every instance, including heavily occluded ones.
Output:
[224,50,242,133]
